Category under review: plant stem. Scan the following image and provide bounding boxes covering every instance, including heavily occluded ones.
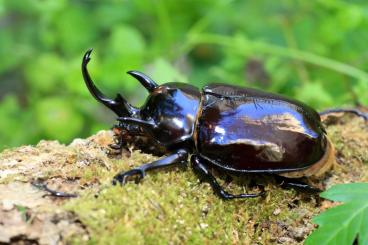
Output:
[184,33,368,82]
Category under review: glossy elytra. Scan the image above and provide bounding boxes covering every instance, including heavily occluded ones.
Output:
[82,49,367,199]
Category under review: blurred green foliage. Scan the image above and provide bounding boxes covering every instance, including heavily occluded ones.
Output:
[0,0,368,150]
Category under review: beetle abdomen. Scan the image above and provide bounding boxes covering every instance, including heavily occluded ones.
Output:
[195,85,326,173]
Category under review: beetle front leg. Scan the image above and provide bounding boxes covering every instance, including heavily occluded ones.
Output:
[112,149,188,185]
[31,181,78,198]
[109,125,124,150]
[191,155,265,200]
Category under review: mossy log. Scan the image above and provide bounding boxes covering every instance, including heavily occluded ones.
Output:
[0,114,367,244]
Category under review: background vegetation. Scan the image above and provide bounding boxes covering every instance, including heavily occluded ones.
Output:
[1,0,368,150]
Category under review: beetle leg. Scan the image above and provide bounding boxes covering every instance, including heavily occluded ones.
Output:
[274,175,321,193]
[112,149,188,185]
[191,155,265,200]
[109,138,123,150]
[109,124,124,150]
[31,181,78,198]
[319,108,367,121]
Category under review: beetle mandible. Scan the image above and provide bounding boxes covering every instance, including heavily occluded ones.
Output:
[82,49,367,199]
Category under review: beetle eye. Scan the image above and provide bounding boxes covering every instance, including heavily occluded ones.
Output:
[113,127,121,135]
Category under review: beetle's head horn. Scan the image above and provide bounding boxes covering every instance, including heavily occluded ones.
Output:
[82,49,139,117]
[127,71,158,92]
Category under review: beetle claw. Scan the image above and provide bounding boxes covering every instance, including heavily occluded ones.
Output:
[221,185,266,199]
[109,143,122,150]
[112,169,145,185]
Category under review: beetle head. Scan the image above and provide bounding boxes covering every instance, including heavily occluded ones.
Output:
[82,49,201,151]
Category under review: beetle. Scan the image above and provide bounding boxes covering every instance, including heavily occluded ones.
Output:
[82,49,367,199]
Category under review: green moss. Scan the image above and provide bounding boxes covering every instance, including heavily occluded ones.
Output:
[62,116,368,244]
[1,116,367,244]
[64,156,318,244]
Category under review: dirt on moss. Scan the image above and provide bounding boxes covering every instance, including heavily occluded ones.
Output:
[0,113,367,244]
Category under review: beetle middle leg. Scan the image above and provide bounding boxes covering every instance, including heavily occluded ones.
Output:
[191,155,265,200]
[112,149,188,185]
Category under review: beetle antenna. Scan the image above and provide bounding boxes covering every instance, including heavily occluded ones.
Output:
[127,71,158,92]
[117,117,156,128]
[117,117,157,135]
[82,49,139,117]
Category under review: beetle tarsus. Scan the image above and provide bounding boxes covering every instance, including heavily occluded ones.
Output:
[218,186,266,199]
[31,181,78,198]
[113,169,145,185]
[191,155,265,199]
[319,108,368,121]
[112,149,189,185]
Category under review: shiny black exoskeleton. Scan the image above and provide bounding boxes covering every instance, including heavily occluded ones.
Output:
[82,49,367,199]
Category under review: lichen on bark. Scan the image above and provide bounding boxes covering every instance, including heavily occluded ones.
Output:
[0,114,367,244]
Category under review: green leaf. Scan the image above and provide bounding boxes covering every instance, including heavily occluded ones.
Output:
[24,53,66,93]
[0,0,4,17]
[353,80,368,106]
[53,6,96,55]
[105,25,146,60]
[100,25,146,93]
[0,30,22,73]
[320,183,368,202]
[35,97,84,143]
[294,82,333,109]
[336,6,363,31]
[305,183,368,245]
[151,58,188,84]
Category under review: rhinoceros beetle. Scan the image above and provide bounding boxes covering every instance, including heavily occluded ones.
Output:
[82,49,367,199]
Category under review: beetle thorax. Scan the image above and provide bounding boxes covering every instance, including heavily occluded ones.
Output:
[137,83,201,149]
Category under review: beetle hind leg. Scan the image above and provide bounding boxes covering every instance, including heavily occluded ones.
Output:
[319,108,368,121]
[274,175,321,194]
[112,149,188,185]
[191,155,265,200]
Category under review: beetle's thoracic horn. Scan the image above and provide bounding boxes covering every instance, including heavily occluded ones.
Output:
[127,71,158,92]
[82,49,139,117]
